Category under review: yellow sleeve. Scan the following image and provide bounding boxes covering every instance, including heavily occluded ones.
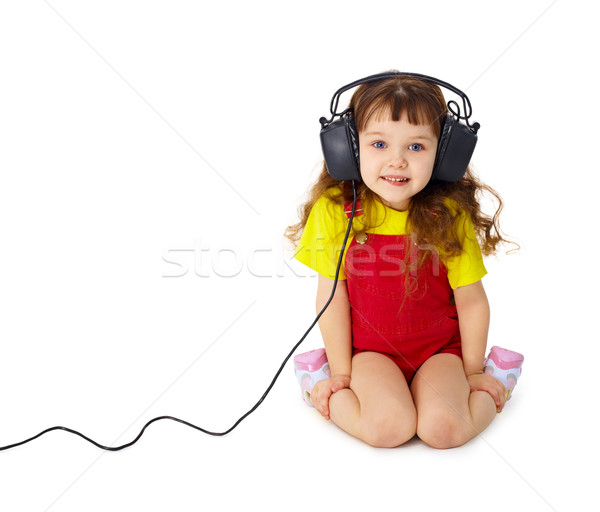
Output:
[444,211,488,289]
[294,193,350,280]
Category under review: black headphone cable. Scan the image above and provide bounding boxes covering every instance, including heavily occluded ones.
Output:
[0,181,358,452]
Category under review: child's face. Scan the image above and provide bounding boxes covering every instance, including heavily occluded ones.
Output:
[358,112,439,211]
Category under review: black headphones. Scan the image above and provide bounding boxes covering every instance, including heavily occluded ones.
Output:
[319,71,481,183]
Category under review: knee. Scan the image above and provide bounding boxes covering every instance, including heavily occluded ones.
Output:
[417,412,472,449]
[361,412,417,448]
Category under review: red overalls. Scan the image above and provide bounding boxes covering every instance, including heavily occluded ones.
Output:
[344,207,462,384]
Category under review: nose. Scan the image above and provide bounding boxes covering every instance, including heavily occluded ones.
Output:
[388,149,408,168]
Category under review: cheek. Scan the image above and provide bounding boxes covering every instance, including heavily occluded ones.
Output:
[358,153,378,172]
[419,152,437,172]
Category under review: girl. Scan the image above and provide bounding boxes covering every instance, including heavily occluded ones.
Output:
[287,73,522,449]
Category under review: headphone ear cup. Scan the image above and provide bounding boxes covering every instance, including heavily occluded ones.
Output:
[319,111,362,181]
[432,114,478,182]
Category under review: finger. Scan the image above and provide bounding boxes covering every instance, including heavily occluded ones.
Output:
[331,379,342,393]
[497,396,505,413]
[322,389,332,419]
[496,388,504,409]
[318,400,329,420]
[496,385,506,412]
[314,391,330,420]
[315,400,323,416]
[498,382,506,404]
[494,385,502,405]
[481,383,502,410]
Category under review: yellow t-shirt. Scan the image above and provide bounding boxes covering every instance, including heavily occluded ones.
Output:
[294,190,487,289]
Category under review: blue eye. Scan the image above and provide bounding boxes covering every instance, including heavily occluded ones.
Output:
[409,143,423,151]
[373,141,386,149]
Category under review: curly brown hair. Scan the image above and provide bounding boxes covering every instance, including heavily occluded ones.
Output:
[285,74,515,263]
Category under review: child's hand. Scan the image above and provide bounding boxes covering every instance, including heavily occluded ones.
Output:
[311,375,351,420]
[467,373,507,413]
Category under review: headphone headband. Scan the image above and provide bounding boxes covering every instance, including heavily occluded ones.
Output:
[322,71,479,134]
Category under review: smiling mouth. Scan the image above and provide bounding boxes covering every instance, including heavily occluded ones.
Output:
[382,176,409,183]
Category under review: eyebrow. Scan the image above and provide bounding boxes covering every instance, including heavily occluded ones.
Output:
[362,131,435,141]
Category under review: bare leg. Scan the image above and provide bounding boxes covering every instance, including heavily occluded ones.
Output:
[411,353,497,449]
[328,351,417,448]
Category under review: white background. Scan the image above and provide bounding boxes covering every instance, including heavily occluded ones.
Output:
[0,1,597,511]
